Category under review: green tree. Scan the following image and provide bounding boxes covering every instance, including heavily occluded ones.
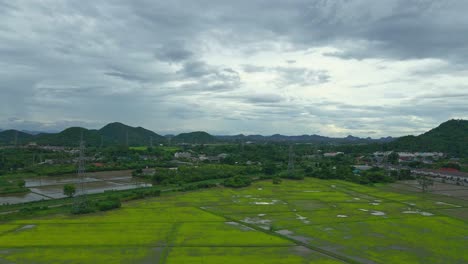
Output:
[63,184,76,197]
[417,175,434,192]
[388,152,399,164]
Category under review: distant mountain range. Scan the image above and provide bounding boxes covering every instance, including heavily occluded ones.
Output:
[1,120,466,152]
[217,134,395,144]
[0,122,394,146]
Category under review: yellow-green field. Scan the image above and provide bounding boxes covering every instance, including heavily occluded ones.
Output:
[1,178,467,263]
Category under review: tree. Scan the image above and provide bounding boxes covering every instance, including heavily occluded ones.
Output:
[272,177,282,184]
[63,184,76,197]
[17,179,26,188]
[388,152,399,164]
[417,175,434,192]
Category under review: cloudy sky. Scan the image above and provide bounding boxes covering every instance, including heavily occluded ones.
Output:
[1,1,467,137]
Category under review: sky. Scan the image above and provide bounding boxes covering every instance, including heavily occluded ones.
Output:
[1,0,468,137]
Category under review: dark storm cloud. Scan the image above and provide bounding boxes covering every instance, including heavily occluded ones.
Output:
[0,0,467,136]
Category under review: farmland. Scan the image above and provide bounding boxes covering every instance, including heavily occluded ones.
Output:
[1,178,467,263]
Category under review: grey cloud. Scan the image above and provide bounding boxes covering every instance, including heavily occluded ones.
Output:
[0,1,467,137]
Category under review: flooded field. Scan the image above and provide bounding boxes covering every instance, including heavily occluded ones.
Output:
[0,170,151,205]
[1,178,467,263]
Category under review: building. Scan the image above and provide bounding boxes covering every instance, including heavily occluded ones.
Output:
[174,152,192,159]
[324,152,344,157]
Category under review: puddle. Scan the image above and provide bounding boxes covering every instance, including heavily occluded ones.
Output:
[370,203,380,206]
[16,225,36,232]
[436,201,461,207]
[353,198,361,200]
[296,214,310,224]
[359,209,368,212]
[371,211,386,216]
[276,230,310,243]
[242,217,271,226]
[225,221,253,231]
[276,229,293,236]
[254,202,273,205]
[258,214,266,217]
[337,214,348,218]
[257,188,263,191]
[402,210,434,216]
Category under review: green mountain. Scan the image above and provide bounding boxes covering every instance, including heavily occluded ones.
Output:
[0,130,34,145]
[34,127,101,146]
[389,119,468,157]
[99,122,166,146]
[171,131,217,144]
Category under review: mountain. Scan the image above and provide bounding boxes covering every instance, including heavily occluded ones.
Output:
[0,130,35,145]
[99,122,166,146]
[216,134,395,144]
[389,119,468,157]
[171,131,217,144]
[34,127,101,146]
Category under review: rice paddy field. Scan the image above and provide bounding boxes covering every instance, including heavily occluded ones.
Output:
[1,178,467,263]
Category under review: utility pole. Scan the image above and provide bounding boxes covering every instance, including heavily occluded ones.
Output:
[288,144,295,177]
[14,130,18,147]
[73,132,88,211]
[126,130,129,147]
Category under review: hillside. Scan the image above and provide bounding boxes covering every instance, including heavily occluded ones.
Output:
[171,131,217,144]
[389,119,468,157]
[34,127,101,146]
[99,122,166,146]
[0,130,34,145]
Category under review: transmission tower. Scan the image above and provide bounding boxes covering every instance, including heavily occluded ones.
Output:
[73,133,87,210]
[126,130,129,146]
[14,130,18,147]
[287,144,295,177]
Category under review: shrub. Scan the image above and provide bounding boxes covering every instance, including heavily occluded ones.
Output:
[96,198,121,211]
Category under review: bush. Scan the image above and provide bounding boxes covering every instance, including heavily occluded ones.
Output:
[71,200,96,215]
[223,175,252,188]
[96,198,121,211]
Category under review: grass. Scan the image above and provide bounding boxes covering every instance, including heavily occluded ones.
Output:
[0,178,467,263]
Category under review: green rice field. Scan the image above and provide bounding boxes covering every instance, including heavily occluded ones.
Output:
[1,178,467,263]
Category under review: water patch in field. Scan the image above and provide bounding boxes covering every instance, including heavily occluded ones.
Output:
[353,198,361,200]
[359,209,368,212]
[257,188,263,191]
[225,221,253,231]
[276,230,310,243]
[337,214,348,218]
[371,211,386,216]
[436,201,461,207]
[258,214,266,217]
[331,185,336,188]
[16,224,36,232]
[242,217,272,229]
[403,202,416,206]
[402,210,434,216]
[370,202,380,205]
[296,214,310,224]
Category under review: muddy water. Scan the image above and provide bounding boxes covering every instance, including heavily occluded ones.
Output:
[0,170,152,205]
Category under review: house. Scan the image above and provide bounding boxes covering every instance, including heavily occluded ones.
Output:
[142,168,156,176]
[174,152,191,159]
[324,152,344,157]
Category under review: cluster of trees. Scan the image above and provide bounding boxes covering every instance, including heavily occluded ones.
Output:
[71,188,161,215]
